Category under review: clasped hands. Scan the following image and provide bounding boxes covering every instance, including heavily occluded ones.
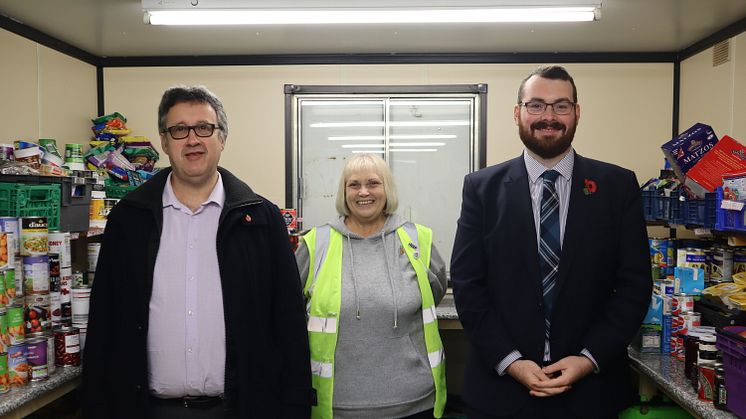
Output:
[506,355,594,397]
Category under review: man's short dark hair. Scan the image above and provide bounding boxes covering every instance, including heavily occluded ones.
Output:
[517,66,578,104]
[158,85,228,140]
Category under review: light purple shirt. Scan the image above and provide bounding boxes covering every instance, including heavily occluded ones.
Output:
[147,173,227,398]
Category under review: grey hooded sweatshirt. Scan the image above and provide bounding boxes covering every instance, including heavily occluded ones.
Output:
[295,213,448,419]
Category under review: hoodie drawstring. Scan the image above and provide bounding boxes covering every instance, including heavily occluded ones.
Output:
[344,227,400,328]
[346,234,362,320]
[381,230,399,329]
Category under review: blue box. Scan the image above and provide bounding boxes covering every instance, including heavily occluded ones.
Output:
[661,123,718,182]
[673,266,704,294]
[643,294,664,325]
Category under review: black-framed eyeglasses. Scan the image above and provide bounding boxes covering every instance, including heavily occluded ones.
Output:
[161,123,220,140]
[520,101,576,115]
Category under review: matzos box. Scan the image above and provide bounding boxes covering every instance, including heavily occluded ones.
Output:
[661,123,718,182]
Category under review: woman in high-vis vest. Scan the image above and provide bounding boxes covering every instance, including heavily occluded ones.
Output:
[295,154,448,419]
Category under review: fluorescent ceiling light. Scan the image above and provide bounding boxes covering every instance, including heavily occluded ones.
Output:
[328,134,456,141]
[143,1,601,25]
[311,120,468,128]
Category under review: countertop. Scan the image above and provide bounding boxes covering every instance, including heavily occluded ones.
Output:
[0,366,81,418]
[628,349,737,419]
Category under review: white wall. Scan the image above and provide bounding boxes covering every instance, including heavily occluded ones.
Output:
[680,32,746,142]
[104,63,673,205]
[0,29,97,147]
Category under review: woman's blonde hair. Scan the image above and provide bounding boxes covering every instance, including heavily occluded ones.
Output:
[335,154,399,216]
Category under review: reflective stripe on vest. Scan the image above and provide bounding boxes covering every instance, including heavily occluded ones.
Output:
[303,223,446,419]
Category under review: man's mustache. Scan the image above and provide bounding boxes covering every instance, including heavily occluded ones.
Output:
[531,121,565,131]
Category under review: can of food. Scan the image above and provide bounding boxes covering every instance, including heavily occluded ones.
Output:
[0,232,15,271]
[2,269,15,305]
[23,255,49,294]
[681,248,707,271]
[50,290,61,327]
[59,267,72,326]
[47,232,71,268]
[649,238,668,268]
[25,293,51,334]
[19,217,48,257]
[73,322,87,353]
[71,286,91,324]
[6,304,24,345]
[710,246,734,282]
[7,344,28,387]
[46,332,55,375]
[672,293,695,316]
[64,143,85,170]
[71,271,85,288]
[679,311,701,335]
[0,308,8,353]
[89,191,106,229]
[12,258,23,301]
[698,364,716,401]
[48,253,60,287]
[54,326,80,367]
[87,243,101,273]
[0,352,8,393]
[0,217,20,256]
[25,335,48,382]
[733,250,746,275]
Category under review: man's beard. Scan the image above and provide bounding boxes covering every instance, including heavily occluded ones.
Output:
[519,119,576,159]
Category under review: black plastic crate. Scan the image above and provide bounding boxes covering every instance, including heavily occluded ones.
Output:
[642,189,655,221]
[0,174,92,232]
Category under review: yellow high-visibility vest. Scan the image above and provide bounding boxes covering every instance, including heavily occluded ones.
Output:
[301,222,446,419]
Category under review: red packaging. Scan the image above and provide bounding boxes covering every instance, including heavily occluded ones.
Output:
[685,135,746,198]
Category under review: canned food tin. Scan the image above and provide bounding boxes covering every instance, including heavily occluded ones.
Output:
[25,335,47,382]
[2,269,16,304]
[6,304,24,344]
[0,308,8,353]
[710,246,734,282]
[71,271,85,288]
[25,293,51,334]
[87,243,101,273]
[7,344,28,387]
[19,217,48,257]
[698,364,716,401]
[0,217,20,256]
[0,232,14,272]
[649,238,668,268]
[12,258,22,300]
[672,294,695,316]
[71,286,91,324]
[0,352,8,393]
[47,232,71,268]
[679,311,702,335]
[681,248,707,271]
[73,322,87,353]
[89,195,106,229]
[54,326,80,367]
[734,250,746,275]
[48,253,60,290]
[23,255,49,294]
[46,333,55,375]
[50,290,61,327]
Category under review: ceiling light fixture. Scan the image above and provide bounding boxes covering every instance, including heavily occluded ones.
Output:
[143,1,601,25]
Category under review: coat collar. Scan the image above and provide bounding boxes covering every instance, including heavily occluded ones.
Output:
[122,166,262,214]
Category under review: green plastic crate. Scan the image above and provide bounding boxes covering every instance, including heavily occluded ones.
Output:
[0,183,61,230]
[104,181,136,199]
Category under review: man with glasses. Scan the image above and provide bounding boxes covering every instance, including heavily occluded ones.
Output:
[451,66,651,418]
[82,85,314,419]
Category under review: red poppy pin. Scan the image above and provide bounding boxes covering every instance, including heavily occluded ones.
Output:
[583,179,597,195]
[245,214,252,222]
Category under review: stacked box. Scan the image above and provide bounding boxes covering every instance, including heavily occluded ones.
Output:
[661,123,718,183]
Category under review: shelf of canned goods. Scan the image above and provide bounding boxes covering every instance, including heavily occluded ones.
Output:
[0,366,80,418]
[629,348,737,419]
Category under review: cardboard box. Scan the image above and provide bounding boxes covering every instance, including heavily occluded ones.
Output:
[684,135,746,198]
[673,266,705,294]
[661,123,718,182]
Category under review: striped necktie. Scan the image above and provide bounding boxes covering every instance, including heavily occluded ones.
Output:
[539,170,561,349]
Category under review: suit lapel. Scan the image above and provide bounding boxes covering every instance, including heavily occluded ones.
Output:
[503,159,542,293]
[554,154,591,303]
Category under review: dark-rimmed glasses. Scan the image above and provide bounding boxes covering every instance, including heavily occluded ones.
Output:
[161,123,220,140]
[520,101,576,115]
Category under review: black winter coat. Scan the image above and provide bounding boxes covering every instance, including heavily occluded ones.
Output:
[81,167,313,418]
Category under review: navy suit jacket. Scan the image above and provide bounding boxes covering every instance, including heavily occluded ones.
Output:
[451,153,652,417]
